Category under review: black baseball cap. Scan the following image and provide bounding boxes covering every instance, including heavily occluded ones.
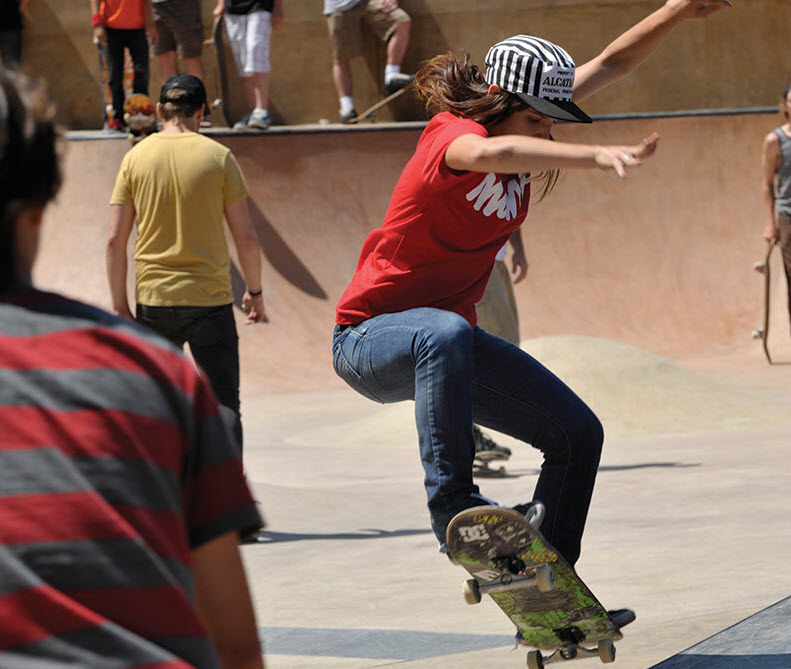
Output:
[159,73,207,107]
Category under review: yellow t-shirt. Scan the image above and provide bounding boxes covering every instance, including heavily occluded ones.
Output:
[110,132,249,307]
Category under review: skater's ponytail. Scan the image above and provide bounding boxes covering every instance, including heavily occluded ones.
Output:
[413,51,560,200]
[0,71,62,290]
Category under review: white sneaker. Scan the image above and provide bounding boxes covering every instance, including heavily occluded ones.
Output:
[248,109,271,129]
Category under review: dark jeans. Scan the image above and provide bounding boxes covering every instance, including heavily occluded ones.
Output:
[0,30,21,70]
[332,308,603,566]
[106,27,150,122]
[136,303,242,451]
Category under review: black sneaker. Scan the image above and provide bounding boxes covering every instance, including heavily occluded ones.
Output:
[384,72,414,94]
[512,500,546,530]
[473,425,512,457]
[608,608,636,629]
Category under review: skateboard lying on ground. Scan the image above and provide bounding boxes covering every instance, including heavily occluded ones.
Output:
[446,506,622,668]
[473,449,509,477]
[348,84,409,124]
[752,239,777,364]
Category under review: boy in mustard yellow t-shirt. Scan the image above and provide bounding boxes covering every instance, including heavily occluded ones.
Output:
[107,73,265,452]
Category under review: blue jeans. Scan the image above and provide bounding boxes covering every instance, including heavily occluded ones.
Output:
[332,308,603,566]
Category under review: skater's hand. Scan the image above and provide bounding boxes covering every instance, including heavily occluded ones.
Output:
[666,0,733,20]
[763,222,780,243]
[145,19,157,45]
[213,0,225,17]
[594,132,659,178]
[242,291,265,324]
[511,246,529,284]
[94,25,107,45]
[381,0,399,13]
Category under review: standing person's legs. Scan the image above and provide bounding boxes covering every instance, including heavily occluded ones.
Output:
[333,308,489,544]
[365,0,412,91]
[326,5,364,120]
[185,305,242,450]
[470,328,603,566]
[125,28,151,96]
[105,28,128,125]
[777,214,791,333]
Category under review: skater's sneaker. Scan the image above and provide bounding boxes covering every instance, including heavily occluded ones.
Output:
[248,108,271,129]
[512,500,546,530]
[104,118,126,134]
[473,425,512,457]
[339,107,357,123]
[608,608,636,629]
[384,72,414,94]
[233,112,251,130]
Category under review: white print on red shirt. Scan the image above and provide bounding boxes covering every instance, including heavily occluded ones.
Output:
[465,172,530,221]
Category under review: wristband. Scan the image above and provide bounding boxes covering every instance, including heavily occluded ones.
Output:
[248,288,263,297]
[92,12,103,27]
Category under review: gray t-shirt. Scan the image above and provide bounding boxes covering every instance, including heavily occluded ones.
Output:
[324,0,361,15]
[774,128,791,219]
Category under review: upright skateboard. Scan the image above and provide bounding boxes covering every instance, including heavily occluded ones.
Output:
[446,506,623,668]
[205,15,233,127]
[752,239,777,364]
[123,93,156,145]
[348,85,409,124]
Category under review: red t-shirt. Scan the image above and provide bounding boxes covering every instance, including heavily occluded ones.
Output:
[100,0,146,30]
[336,112,531,328]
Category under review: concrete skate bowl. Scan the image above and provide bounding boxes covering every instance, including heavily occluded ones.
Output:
[37,111,788,395]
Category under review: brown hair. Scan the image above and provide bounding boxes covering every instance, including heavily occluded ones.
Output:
[0,71,62,290]
[159,88,203,123]
[413,51,560,200]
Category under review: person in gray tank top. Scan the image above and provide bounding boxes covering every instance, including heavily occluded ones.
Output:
[761,85,791,331]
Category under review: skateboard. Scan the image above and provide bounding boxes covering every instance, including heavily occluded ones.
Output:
[348,84,409,124]
[123,93,157,145]
[752,239,777,364]
[98,41,134,129]
[446,506,622,669]
[473,450,509,477]
[205,15,233,127]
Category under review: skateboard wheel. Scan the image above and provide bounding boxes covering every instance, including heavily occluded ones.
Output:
[526,649,544,669]
[597,639,616,664]
[463,578,482,605]
[535,564,555,593]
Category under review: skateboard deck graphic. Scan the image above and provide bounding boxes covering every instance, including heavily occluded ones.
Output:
[206,15,233,127]
[123,93,156,145]
[348,84,409,124]
[446,506,621,668]
[753,239,777,364]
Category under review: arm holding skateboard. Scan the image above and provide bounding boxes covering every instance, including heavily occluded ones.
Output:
[762,130,781,243]
[573,0,733,102]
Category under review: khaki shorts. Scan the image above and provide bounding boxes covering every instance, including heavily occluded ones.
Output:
[326,0,410,63]
[152,0,204,59]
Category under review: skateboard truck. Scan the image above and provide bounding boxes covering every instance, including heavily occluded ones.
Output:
[523,638,616,668]
[462,563,555,604]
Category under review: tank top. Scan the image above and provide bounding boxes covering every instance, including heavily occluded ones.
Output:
[773,128,791,219]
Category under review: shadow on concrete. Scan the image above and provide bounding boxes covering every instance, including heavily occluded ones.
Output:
[259,626,511,660]
[504,462,700,478]
[651,655,791,669]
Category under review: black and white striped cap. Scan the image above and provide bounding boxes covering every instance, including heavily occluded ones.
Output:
[484,35,592,124]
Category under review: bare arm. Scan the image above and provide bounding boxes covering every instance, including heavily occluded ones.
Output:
[225,197,265,324]
[508,229,528,284]
[272,0,284,27]
[573,0,732,102]
[106,203,135,320]
[762,132,780,242]
[192,531,265,669]
[445,132,659,179]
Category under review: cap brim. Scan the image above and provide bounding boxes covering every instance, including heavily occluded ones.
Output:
[517,93,592,124]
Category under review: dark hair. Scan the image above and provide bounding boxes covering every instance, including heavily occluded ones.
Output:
[413,51,560,200]
[159,88,203,122]
[0,71,62,290]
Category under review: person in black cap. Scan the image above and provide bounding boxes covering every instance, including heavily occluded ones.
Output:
[332,0,731,628]
[106,72,265,456]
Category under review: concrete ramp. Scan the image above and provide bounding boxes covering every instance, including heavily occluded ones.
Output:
[650,597,791,669]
